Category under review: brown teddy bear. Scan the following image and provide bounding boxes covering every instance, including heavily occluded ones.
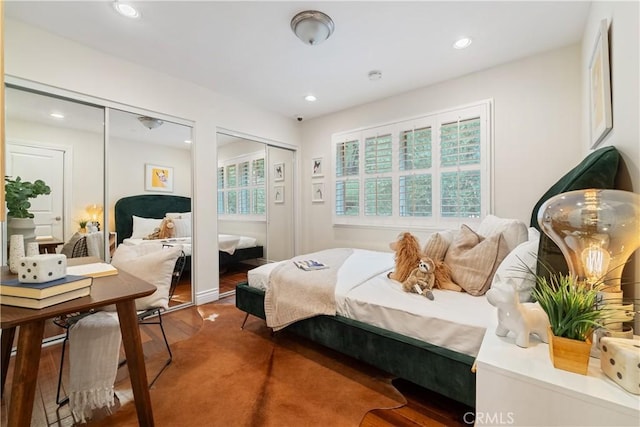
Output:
[402,257,436,300]
[388,232,422,283]
[145,217,175,240]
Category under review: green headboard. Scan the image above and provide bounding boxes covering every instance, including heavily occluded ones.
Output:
[114,194,191,245]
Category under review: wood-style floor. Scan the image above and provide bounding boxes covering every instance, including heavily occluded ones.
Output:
[2,266,469,427]
[219,262,253,295]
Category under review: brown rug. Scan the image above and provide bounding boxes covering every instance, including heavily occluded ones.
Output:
[90,304,405,426]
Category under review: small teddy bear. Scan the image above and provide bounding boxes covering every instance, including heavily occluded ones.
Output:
[145,217,175,240]
[402,257,436,300]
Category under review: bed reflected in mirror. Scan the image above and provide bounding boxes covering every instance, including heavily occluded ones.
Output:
[108,109,194,308]
[217,133,268,296]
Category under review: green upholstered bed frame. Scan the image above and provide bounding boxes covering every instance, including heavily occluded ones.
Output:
[234,145,623,409]
[235,283,476,407]
[114,195,192,245]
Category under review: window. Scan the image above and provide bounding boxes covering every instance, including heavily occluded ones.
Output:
[332,101,491,228]
[218,152,266,220]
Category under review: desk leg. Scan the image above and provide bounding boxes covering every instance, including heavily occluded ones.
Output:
[8,320,45,427]
[116,299,154,427]
[1,326,17,397]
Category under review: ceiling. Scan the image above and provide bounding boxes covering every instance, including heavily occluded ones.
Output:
[5,1,591,121]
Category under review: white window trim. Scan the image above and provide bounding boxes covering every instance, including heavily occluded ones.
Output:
[218,150,267,221]
[331,99,493,230]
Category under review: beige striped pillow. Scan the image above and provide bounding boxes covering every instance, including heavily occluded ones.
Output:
[423,230,455,261]
[444,225,509,296]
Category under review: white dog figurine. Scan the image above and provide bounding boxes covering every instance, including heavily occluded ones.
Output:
[485,286,550,348]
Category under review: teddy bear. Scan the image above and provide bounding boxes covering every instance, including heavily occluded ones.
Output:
[402,257,436,300]
[388,232,422,283]
[145,217,175,240]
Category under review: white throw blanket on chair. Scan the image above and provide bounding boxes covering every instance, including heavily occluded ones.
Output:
[68,311,121,423]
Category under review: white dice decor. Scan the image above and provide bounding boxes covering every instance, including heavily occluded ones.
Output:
[17,254,67,283]
[600,336,640,395]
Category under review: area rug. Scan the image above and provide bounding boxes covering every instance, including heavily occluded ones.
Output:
[90,304,405,426]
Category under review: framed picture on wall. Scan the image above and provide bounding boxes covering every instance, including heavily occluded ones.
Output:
[312,182,324,203]
[589,19,612,149]
[274,185,284,204]
[312,157,323,178]
[274,163,285,182]
[145,164,174,192]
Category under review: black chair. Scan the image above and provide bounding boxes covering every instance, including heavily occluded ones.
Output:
[53,251,187,405]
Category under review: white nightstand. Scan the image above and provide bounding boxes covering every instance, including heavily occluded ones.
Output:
[475,311,640,426]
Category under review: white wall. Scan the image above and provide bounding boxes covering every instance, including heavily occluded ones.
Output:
[108,137,191,230]
[300,44,582,253]
[581,1,640,330]
[5,19,301,303]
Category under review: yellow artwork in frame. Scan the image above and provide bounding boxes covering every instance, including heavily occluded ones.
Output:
[145,164,174,192]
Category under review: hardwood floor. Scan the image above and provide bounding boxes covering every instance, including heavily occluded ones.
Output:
[219,262,253,295]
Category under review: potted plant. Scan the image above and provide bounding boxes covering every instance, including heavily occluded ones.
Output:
[4,176,51,241]
[532,272,607,375]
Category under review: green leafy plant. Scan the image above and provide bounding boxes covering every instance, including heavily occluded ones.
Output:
[78,219,89,229]
[4,176,52,218]
[532,273,605,341]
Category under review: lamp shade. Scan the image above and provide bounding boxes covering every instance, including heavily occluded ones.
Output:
[537,189,640,291]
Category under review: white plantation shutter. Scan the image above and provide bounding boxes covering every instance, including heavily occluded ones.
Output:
[332,100,490,227]
[218,153,266,220]
[439,116,482,218]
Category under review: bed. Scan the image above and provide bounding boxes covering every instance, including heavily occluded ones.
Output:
[113,195,264,268]
[235,146,622,409]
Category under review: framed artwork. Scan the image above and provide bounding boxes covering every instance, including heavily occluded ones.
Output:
[312,157,324,178]
[274,163,285,182]
[145,164,174,192]
[274,185,284,204]
[312,182,324,203]
[588,19,612,149]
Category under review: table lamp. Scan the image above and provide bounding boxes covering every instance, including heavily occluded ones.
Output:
[537,189,640,337]
[86,204,103,231]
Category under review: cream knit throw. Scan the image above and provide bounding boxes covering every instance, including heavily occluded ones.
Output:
[68,311,121,423]
[265,248,353,331]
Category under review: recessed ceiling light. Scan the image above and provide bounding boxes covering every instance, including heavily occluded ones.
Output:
[50,112,65,119]
[304,94,317,102]
[453,37,472,49]
[368,70,382,81]
[184,140,192,144]
[113,1,140,19]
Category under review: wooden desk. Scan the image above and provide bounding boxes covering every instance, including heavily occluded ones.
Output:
[1,260,157,427]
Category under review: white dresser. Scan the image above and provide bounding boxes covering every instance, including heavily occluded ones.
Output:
[475,314,640,426]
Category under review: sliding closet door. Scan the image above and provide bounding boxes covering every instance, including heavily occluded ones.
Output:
[266,145,295,261]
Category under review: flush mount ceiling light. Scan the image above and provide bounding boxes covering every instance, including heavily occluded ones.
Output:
[113,1,140,19]
[50,112,65,119]
[453,37,473,49]
[304,94,317,102]
[291,10,335,45]
[138,116,164,130]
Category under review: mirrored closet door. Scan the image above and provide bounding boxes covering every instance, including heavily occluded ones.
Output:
[108,108,194,307]
[217,132,295,297]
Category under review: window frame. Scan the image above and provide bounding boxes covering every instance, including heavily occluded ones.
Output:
[218,150,267,222]
[331,100,492,230]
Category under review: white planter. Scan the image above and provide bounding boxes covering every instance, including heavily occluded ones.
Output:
[7,217,37,243]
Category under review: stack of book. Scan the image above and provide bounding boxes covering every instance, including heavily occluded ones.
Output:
[0,275,93,309]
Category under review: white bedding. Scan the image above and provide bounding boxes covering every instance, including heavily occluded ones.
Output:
[122,234,259,257]
[247,248,493,357]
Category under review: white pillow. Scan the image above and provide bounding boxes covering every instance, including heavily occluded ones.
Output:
[165,212,192,237]
[477,215,528,253]
[110,243,183,310]
[491,237,539,302]
[131,215,163,239]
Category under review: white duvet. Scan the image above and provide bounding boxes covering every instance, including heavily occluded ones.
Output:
[248,248,494,357]
[122,234,258,257]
